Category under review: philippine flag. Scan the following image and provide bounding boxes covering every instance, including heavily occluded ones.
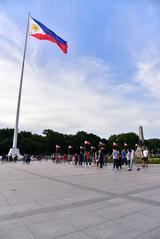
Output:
[29,17,68,54]
[113,142,118,147]
[84,140,91,145]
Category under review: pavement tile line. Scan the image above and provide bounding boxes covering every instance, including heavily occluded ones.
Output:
[7,165,160,195]
[0,196,113,222]
[49,220,123,239]
[136,224,160,239]
[0,164,158,224]
[8,165,160,204]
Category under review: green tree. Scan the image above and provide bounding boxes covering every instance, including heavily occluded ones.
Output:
[108,132,139,153]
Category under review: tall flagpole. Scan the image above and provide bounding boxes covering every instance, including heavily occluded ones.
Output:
[9,13,30,158]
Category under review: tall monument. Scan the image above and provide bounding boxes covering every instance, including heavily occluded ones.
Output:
[138,125,144,147]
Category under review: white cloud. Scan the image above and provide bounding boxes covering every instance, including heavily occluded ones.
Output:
[0,11,160,139]
[136,59,160,98]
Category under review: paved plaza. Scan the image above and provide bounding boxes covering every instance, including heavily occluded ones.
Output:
[0,161,160,239]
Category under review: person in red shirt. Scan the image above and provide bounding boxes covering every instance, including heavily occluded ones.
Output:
[63,153,67,163]
[86,151,91,166]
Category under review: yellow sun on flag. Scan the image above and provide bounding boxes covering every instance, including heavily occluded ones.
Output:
[32,23,40,32]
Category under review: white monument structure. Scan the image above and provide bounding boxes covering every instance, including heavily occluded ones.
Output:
[138,125,144,147]
[8,13,30,158]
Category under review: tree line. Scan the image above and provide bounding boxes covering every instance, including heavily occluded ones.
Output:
[0,128,160,155]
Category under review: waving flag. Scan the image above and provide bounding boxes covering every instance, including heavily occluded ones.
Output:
[29,17,68,54]
[84,141,91,145]
[99,142,105,146]
[113,142,118,147]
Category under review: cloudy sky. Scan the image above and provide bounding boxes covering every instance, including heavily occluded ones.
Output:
[0,0,160,139]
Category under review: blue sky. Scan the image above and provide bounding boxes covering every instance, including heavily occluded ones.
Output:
[0,0,160,139]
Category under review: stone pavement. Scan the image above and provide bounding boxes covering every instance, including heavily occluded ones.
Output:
[0,161,160,239]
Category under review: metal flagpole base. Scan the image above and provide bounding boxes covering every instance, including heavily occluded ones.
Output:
[8,148,23,159]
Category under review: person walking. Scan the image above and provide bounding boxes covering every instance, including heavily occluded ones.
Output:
[85,151,92,166]
[112,148,119,171]
[74,153,79,165]
[130,149,141,171]
[135,145,142,170]
[142,147,149,167]
[121,149,127,166]
[126,149,131,171]
[79,152,84,166]
[118,151,122,169]
[63,153,68,163]
[98,149,104,168]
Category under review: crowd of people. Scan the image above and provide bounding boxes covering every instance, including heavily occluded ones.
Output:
[51,145,149,171]
[1,154,37,164]
[0,144,149,172]
[1,154,18,162]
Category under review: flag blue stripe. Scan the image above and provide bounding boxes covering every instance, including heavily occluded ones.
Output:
[32,17,67,45]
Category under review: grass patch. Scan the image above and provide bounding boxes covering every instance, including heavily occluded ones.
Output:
[106,157,160,164]
[149,158,160,164]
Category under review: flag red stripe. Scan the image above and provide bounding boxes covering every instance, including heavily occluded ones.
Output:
[30,33,68,54]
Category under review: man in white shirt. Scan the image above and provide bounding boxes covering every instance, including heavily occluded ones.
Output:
[142,148,149,167]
